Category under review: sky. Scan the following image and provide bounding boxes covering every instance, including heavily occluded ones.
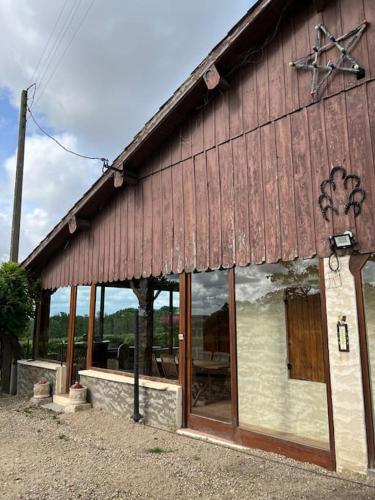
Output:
[0,0,252,264]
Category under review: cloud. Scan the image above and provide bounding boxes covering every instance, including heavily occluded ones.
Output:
[0,0,251,262]
[0,132,101,262]
[0,0,250,157]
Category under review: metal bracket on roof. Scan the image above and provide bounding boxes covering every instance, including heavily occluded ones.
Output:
[102,159,123,174]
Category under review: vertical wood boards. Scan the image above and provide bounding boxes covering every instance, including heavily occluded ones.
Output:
[142,175,153,277]
[275,116,298,261]
[127,186,135,280]
[260,123,281,263]
[215,93,230,145]
[241,64,258,133]
[119,193,127,281]
[206,147,222,269]
[290,109,316,258]
[194,152,209,271]
[229,73,243,139]
[182,158,196,273]
[268,33,286,121]
[152,171,163,277]
[307,103,332,256]
[345,85,375,251]
[246,128,265,264]
[218,142,235,268]
[323,93,354,236]
[162,167,173,276]
[172,162,184,274]
[340,0,369,92]
[134,183,143,279]
[232,135,250,266]
[281,16,299,115]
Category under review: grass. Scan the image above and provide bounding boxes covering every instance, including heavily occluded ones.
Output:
[146,446,165,454]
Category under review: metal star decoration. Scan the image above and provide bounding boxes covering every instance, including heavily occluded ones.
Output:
[290,20,368,100]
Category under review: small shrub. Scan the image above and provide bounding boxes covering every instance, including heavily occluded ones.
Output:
[147,447,164,454]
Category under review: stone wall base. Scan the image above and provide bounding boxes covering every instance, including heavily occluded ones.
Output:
[79,369,182,431]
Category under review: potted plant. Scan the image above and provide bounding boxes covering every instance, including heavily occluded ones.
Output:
[69,381,87,405]
[33,378,50,399]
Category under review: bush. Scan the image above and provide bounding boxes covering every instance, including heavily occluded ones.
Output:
[0,262,37,392]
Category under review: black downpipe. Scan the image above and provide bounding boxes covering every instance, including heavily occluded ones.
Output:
[132,309,143,422]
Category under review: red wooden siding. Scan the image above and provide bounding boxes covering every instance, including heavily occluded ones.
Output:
[40,0,375,288]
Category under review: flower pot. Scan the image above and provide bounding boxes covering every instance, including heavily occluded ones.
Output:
[69,383,87,405]
[33,381,50,399]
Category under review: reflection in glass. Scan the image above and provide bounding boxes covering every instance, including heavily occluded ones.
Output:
[236,260,330,449]
[93,275,180,380]
[93,286,137,371]
[38,287,70,361]
[362,255,375,446]
[71,286,91,382]
[190,270,231,423]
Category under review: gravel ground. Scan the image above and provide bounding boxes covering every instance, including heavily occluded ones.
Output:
[1,395,375,500]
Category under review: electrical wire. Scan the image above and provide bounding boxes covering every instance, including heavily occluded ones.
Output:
[35,0,83,101]
[27,105,108,166]
[35,0,96,105]
[29,0,69,89]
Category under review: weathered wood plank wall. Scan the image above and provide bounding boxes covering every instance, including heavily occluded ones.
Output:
[41,0,375,288]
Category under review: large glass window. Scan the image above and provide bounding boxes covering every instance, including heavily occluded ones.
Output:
[93,286,137,371]
[235,260,329,449]
[190,270,231,423]
[362,255,375,445]
[38,287,71,361]
[92,276,179,380]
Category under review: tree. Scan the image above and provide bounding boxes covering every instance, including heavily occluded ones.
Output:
[0,262,37,393]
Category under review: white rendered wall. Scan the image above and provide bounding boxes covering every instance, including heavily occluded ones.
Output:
[324,256,368,474]
[236,291,330,446]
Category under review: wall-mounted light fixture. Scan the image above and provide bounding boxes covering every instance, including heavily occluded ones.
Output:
[329,230,355,251]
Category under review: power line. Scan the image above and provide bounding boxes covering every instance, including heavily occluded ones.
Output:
[35,0,83,99]
[27,105,108,166]
[36,0,96,105]
[29,0,69,89]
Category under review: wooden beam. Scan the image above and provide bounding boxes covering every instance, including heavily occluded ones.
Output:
[203,63,229,90]
[68,216,91,234]
[113,170,138,188]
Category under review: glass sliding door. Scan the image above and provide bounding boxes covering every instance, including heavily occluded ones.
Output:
[189,270,233,425]
[235,259,330,450]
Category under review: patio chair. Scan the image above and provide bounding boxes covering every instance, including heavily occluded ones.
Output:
[160,353,178,379]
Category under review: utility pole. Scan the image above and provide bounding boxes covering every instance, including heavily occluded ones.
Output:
[9,89,28,263]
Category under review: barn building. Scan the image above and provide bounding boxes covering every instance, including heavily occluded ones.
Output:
[18,0,375,474]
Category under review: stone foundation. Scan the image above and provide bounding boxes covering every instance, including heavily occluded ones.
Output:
[79,369,182,431]
[17,360,66,397]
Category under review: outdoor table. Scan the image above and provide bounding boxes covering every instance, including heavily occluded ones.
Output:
[192,359,229,406]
